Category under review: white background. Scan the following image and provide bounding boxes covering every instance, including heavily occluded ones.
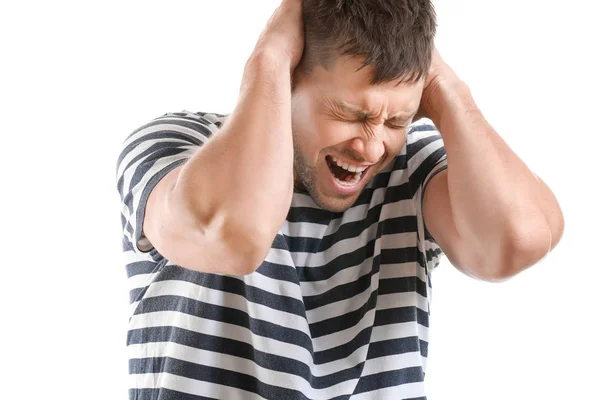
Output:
[1,1,598,399]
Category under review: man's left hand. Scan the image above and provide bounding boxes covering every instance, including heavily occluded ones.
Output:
[414,47,461,123]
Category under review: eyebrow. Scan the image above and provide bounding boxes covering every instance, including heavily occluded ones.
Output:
[334,100,414,123]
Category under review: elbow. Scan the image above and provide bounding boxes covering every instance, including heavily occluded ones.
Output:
[162,183,275,276]
[216,218,277,276]
[478,223,553,282]
[223,248,270,277]
[229,242,272,276]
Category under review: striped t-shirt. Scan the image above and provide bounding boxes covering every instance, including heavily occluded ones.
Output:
[116,110,448,400]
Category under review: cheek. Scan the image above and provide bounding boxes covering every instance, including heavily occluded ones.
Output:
[296,121,344,161]
[315,120,355,149]
[380,134,407,167]
[309,124,348,165]
[390,134,407,153]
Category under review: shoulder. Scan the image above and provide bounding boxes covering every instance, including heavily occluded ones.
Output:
[405,119,444,155]
[153,110,230,135]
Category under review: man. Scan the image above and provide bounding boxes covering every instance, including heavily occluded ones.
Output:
[116,0,564,398]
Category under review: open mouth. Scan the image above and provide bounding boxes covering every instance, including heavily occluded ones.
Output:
[325,155,369,187]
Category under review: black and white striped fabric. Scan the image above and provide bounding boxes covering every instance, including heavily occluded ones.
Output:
[116,110,448,400]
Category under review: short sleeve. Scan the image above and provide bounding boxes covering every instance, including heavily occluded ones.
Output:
[115,110,226,255]
[406,119,448,271]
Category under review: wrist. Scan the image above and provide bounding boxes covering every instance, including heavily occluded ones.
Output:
[241,50,293,93]
[248,45,294,74]
[422,76,476,126]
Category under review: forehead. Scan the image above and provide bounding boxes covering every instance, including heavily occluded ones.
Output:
[306,55,424,114]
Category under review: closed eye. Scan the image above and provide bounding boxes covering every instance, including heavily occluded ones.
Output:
[386,122,406,130]
[348,117,406,130]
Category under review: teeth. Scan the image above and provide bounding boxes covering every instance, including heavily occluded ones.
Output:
[331,156,368,173]
[334,171,362,187]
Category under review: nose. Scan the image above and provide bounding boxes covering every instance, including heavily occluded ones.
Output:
[347,127,386,165]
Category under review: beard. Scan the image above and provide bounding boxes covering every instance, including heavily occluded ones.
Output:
[292,136,357,213]
[293,140,318,198]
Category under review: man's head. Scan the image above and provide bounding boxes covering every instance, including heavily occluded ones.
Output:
[291,0,436,212]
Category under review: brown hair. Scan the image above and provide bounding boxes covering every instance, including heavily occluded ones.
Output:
[299,0,437,85]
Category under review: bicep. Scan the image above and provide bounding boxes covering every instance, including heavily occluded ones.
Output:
[144,164,268,275]
[422,169,466,271]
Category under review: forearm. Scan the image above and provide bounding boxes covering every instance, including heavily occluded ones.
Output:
[426,77,555,273]
[173,51,294,248]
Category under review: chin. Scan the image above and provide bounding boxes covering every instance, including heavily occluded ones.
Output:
[329,203,356,213]
[295,153,377,212]
[310,185,362,213]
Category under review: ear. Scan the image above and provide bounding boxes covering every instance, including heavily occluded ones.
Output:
[291,65,304,91]
[291,58,312,92]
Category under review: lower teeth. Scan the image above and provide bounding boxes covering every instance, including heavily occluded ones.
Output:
[334,172,362,186]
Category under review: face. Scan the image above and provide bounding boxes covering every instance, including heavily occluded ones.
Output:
[291,55,424,212]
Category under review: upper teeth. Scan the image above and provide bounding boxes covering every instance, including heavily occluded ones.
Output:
[332,156,368,173]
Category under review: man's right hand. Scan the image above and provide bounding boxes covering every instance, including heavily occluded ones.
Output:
[140,1,304,276]
[252,0,305,72]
